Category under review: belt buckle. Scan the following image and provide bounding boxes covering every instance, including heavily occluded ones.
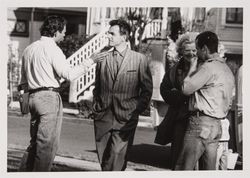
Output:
[48,87,54,91]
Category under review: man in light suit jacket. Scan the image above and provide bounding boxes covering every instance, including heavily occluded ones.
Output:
[92,19,153,171]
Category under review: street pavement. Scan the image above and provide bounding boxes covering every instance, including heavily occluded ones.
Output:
[7,107,172,172]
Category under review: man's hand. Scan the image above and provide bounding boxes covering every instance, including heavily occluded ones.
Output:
[188,57,198,77]
[79,59,94,74]
[90,51,110,63]
[81,58,94,69]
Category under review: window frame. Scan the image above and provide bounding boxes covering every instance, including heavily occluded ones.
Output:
[221,8,243,28]
[8,19,29,37]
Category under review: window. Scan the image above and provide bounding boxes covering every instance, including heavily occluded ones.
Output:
[8,19,29,37]
[194,8,206,23]
[226,8,243,24]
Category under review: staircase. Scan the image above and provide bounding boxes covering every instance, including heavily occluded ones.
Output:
[66,28,109,103]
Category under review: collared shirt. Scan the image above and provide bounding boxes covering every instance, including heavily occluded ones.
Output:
[112,47,127,76]
[20,36,90,90]
[182,56,235,118]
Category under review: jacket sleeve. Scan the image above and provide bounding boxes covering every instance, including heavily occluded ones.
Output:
[92,62,102,111]
[160,67,188,107]
[136,55,153,114]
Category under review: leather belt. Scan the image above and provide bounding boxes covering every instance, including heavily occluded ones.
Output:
[29,87,60,94]
[190,111,225,120]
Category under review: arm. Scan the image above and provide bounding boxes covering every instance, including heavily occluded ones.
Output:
[136,55,153,114]
[18,55,28,92]
[52,48,94,82]
[182,60,211,95]
[160,67,188,107]
[92,62,102,112]
[92,62,101,101]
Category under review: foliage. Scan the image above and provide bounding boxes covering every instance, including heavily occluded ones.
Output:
[8,43,21,91]
[57,34,95,103]
[122,8,161,52]
[58,33,96,58]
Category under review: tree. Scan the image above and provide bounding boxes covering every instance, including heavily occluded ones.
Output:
[122,7,161,52]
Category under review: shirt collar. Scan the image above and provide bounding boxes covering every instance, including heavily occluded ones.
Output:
[40,36,56,45]
[113,47,127,57]
[207,56,226,63]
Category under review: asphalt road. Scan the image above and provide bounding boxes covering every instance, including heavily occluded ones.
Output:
[7,108,172,170]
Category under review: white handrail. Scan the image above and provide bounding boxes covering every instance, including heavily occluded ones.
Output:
[68,29,109,103]
[67,29,108,67]
[144,19,162,38]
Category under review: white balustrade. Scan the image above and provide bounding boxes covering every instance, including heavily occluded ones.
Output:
[104,18,162,39]
[67,30,108,67]
[68,29,109,103]
[144,19,162,38]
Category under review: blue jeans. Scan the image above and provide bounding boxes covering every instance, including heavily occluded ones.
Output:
[175,115,222,170]
[19,90,63,171]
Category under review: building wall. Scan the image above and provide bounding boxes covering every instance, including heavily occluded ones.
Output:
[8,36,30,57]
[7,7,88,57]
[217,8,243,43]
[30,21,43,43]
[205,8,243,55]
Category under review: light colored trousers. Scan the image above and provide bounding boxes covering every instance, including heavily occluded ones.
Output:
[19,90,63,171]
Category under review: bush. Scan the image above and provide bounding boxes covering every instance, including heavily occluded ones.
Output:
[58,33,96,58]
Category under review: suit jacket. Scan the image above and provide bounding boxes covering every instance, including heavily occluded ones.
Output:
[93,48,153,139]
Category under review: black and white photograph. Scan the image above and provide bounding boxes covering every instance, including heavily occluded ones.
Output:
[0,0,249,178]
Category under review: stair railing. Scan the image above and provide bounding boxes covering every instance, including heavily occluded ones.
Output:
[68,28,109,103]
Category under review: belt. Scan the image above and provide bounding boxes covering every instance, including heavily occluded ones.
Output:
[29,87,60,94]
[190,111,225,120]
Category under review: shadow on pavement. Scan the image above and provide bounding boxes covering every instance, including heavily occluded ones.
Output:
[128,143,171,169]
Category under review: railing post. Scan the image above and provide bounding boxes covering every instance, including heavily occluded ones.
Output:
[67,29,108,103]
[101,7,107,31]
[161,7,168,38]
[69,79,78,103]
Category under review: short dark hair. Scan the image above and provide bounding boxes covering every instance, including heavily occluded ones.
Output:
[40,15,66,37]
[195,31,218,53]
[109,19,131,41]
